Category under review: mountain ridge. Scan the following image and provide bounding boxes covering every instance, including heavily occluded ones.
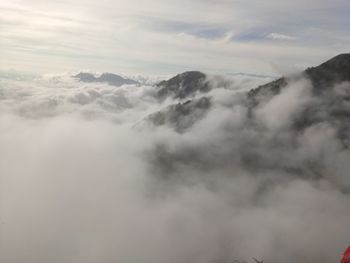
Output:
[249,53,350,101]
[149,54,350,137]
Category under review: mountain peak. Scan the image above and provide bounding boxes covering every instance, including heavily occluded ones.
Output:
[156,71,209,100]
[157,71,206,87]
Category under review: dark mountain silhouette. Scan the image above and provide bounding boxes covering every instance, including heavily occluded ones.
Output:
[74,72,139,87]
[156,71,210,100]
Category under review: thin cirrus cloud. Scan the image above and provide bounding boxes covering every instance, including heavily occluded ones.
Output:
[266,33,297,41]
[0,0,350,75]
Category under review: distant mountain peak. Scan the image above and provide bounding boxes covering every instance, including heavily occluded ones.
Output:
[74,72,139,87]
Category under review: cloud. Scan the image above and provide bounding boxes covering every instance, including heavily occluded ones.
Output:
[266,33,297,41]
[1,72,350,263]
[256,78,311,129]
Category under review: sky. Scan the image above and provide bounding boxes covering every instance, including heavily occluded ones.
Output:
[1,0,350,75]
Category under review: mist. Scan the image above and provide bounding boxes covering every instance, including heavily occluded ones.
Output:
[0,72,349,263]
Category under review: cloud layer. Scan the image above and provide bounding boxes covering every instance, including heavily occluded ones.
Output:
[0,72,349,263]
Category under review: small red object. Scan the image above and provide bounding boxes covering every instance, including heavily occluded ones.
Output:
[341,246,350,263]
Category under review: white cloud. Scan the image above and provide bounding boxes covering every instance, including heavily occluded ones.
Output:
[267,33,297,41]
[256,79,311,129]
[1,72,350,263]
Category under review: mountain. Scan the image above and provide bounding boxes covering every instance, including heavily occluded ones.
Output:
[74,72,139,86]
[149,54,350,136]
[156,71,210,100]
[306,53,350,92]
[248,54,350,102]
[143,54,350,186]
[248,53,350,142]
